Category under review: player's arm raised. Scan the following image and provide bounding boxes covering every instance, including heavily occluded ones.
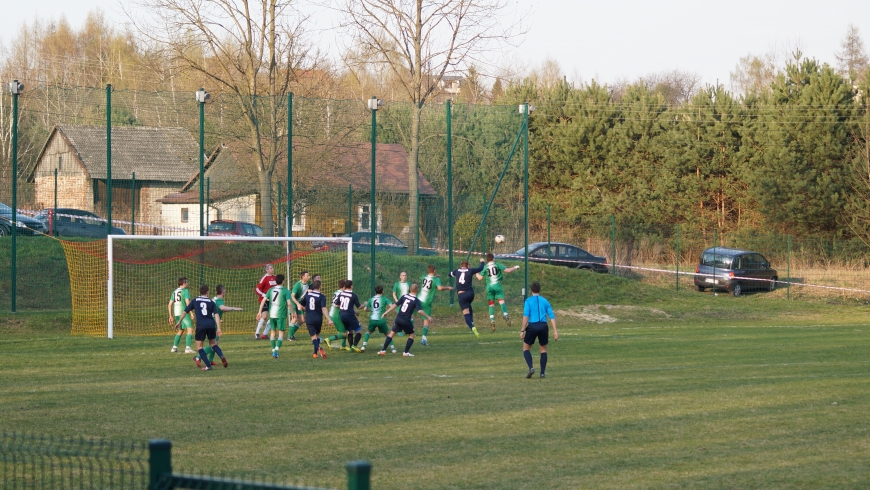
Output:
[219,304,242,312]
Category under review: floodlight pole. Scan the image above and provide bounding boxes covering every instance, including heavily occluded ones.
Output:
[106,84,112,236]
[369,96,380,296]
[196,88,209,236]
[523,103,530,300]
[447,100,454,305]
[9,80,22,313]
[287,92,293,243]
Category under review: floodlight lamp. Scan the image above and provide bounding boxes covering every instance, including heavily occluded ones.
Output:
[8,80,23,95]
[518,104,535,114]
[367,98,382,110]
[195,89,211,103]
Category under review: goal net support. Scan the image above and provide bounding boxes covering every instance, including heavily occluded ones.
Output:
[61,235,352,338]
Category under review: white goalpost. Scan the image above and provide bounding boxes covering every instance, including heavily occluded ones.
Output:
[106,235,353,338]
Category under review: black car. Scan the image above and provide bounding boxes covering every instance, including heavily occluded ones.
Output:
[34,208,126,238]
[318,231,438,256]
[693,247,778,297]
[495,242,609,273]
[0,202,47,236]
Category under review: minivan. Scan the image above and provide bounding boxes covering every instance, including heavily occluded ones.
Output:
[693,247,778,297]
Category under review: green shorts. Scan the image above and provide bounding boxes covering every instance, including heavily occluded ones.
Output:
[367,319,390,335]
[292,306,304,318]
[174,315,193,330]
[417,302,433,317]
[330,310,346,333]
[270,318,287,332]
[486,285,505,301]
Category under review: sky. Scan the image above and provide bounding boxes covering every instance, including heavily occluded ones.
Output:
[4,0,870,90]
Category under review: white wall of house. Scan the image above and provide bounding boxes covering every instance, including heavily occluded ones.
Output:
[160,194,258,233]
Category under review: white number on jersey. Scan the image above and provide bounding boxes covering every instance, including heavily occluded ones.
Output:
[309,297,316,310]
[400,299,410,312]
[199,302,208,316]
[458,272,466,285]
[340,296,351,310]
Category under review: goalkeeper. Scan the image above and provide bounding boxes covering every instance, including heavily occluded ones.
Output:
[322,279,348,350]
[288,270,311,341]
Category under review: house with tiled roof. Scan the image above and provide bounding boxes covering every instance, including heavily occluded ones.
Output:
[30,125,200,233]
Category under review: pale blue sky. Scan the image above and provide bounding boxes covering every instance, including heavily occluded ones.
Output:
[4,0,870,89]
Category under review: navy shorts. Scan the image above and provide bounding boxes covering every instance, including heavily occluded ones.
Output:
[341,315,362,332]
[195,327,217,342]
[523,322,548,346]
[306,322,322,337]
[457,289,475,310]
[392,319,414,335]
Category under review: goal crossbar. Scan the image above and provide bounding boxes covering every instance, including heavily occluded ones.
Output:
[106,235,352,339]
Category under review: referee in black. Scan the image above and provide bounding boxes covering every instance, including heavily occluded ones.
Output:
[521,282,558,378]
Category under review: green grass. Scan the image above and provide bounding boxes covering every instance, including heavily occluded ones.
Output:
[2,290,870,488]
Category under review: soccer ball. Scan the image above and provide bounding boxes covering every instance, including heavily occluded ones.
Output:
[494,234,505,244]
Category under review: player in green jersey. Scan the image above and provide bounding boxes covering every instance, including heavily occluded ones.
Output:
[392,272,410,336]
[417,265,453,346]
[361,285,397,353]
[288,270,311,341]
[167,277,194,354]
[198,284,242,365]
[475,253,521,332]
[257,274,292,358]
[321,279,349,350]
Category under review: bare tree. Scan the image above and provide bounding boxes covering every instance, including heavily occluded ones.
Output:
[730,52,777,98]
[127,0,315,235]
[338,0,522,253]
[640,69,702,106]
[836,24,869,82]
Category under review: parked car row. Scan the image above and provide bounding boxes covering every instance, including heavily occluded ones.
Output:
[495,242,610,273]
[34,208,126,237]
[0,202,46,236]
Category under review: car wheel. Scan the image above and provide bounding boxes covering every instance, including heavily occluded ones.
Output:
[0,225,7,236]
[577,266,593,272]
[768,277,777,292]
[696,284,705,292]
[731,282,742,297]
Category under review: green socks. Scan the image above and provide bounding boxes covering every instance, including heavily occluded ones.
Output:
[185,334,193,348]
[363,332,371,343]
[288,324,299,337]
[173,334,181,347]
[422,327,429,336]
[489,305,495,320]
[500,302,508,314]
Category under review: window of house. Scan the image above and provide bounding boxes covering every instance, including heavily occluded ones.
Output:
[181,208,189,223]
[357,204,381,232]
[292,202,306,232]
[58,156,62,171]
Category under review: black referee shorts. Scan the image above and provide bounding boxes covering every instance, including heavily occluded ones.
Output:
[523,322,548,346]
[457,289,475,310]
[259,300,270,314]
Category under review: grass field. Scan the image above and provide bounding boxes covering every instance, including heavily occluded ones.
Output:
[3,263,870,488]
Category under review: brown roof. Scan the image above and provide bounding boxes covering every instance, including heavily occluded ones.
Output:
[296,143,436,195]
[39,125,200,181]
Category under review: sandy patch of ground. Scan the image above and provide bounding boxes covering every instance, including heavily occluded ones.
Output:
[556,305,671,324]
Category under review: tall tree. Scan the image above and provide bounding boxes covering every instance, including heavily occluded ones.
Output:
[338,0,521,253]
[835,24,869,82]
[730,52,777,98]
[128,0,314,235]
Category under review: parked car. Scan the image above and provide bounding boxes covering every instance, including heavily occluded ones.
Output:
[317,231,438,256]
[0,202,47,236]
[207,220,263,237]
[495,242,609,273]
[693,247,778,297]
[34,208,126,238]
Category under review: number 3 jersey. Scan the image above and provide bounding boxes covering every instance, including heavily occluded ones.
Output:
[184,296,217,329]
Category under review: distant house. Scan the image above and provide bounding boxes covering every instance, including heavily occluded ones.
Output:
[30,125,199,233]
[157,144,260,230]
[291,142,439,244]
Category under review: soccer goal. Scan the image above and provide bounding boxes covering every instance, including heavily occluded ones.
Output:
[62,235,352,338]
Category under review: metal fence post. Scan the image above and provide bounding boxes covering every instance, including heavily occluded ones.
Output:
[675,223,679,291]
[787,234,791,300]
[149,439,173,490]
[610,214,616,275]
[131,172,136,235]
[348,184,353,235]
[547,204,551,265]
[523,103,529,299]
[106,84,113,236]
[346,460,371,490]
[10,79,20,313]
[447,100,454,305]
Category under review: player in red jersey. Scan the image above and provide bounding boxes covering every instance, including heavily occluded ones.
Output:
[254,263,277,339]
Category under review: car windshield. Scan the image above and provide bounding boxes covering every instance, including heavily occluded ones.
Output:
[701,252,733,269]
[208,222,235,231]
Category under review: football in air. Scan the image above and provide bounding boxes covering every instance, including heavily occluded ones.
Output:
[494,234,505,244]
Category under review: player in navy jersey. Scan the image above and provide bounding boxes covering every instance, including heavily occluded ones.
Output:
[301,279,333,359]
[450,256,487,338]
[335,280,364,352]
[378,284,432,357]
[174,284,228,371]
